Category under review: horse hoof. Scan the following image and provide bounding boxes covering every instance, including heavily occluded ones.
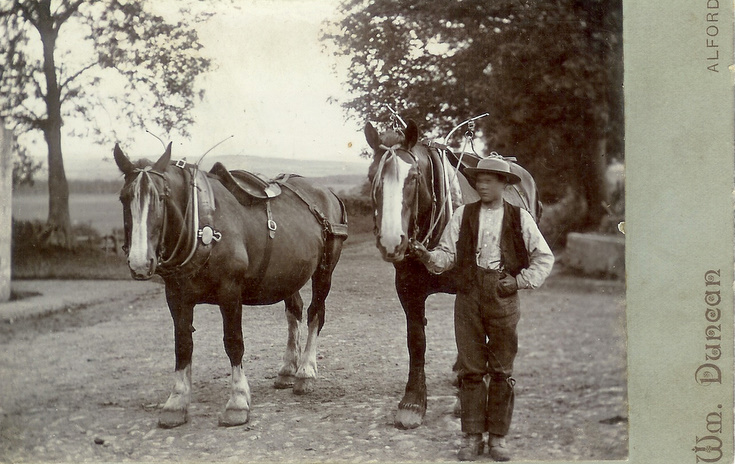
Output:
[273,375,296,389]
[158,410,187,429]
[395,408,424,429]
[219,408,250,427]
[293,378,314,395]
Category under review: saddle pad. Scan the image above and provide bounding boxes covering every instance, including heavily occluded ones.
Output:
[209,162,281,205]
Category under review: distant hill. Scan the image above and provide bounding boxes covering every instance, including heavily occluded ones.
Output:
[200,154,369,179]
[58,153,370,181]
[16,175,366,196]
[17,153,369,195]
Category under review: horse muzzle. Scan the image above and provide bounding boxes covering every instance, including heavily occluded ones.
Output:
[376,236,408,263]
[128,257,157,280]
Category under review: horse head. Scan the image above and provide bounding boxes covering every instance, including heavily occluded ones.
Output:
[114,142,172,280]
[365,119,431,263]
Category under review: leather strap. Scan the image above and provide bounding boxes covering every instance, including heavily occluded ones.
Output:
[266,200,277,239]
[246,200,276,291]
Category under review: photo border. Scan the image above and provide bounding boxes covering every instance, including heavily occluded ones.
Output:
[624,1,734,464]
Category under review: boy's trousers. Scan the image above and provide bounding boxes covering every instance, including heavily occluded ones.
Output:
[454,268,520,436]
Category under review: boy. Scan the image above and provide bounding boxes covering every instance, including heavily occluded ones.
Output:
[410,157,554,461]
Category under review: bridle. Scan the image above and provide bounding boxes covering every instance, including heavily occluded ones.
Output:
[121,166,166,256]
[123,162,216,276]
[370,141,445,247]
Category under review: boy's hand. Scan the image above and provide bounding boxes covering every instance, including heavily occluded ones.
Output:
[408,239,431,263]
[496,274,518,297]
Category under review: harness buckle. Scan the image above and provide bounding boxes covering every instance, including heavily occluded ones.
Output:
[174,159,187,169]
[198,225,222,245]
[265,200,277,238]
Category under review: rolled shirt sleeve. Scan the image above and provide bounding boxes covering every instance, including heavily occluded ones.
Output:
[423,204,554,288]
[515,208,555,289]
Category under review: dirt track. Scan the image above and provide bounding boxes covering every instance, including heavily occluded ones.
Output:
[0,241,627,462]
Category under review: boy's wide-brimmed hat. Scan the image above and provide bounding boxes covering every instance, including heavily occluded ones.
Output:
[464,157,522,185]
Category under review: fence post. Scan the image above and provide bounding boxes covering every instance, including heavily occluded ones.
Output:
[0,123,13,302]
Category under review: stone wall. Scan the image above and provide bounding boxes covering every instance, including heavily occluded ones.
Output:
[565,232,625,280]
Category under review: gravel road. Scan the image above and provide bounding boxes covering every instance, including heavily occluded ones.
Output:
[0,241,627,462]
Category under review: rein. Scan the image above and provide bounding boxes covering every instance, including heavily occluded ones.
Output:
[157,166,198,271]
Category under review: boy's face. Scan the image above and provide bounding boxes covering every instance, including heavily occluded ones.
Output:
[474,172,506,204]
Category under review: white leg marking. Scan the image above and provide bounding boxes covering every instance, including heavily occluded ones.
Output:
[296,319,319,380]
[220,364,251,426]
[162,364,191,412]
[226,364,251,411]
[278,310,301,377]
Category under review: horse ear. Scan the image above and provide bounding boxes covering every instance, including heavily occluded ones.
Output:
[152,142,172,173]
[113,143,134,175]
[364,122,381,151]
[405,119,419,149]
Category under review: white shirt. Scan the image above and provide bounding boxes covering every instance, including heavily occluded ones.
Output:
[425,203,555,289]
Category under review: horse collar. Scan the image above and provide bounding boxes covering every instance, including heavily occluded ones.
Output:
[155,166,222,277]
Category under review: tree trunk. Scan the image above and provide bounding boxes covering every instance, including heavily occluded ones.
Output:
[578,116,608,231]
[39,4,73,248]
[589,126,609,228]
[0,123,13,302]
[44,123,72,248]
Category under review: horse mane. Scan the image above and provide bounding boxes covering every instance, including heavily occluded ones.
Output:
[366,129,406,182]
[437,152,464,211]
[411,141,464,208]
[119,158,161,199]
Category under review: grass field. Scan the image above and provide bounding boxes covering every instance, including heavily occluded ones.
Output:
[13,193,123,236]
[11,191,375,280]
[12,174,365,236]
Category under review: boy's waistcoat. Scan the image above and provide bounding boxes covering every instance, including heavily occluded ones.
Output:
[456,201,529,291]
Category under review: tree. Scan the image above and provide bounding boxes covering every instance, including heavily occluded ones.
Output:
[323,0,623,229]
[0,0,211,247]
[12,140,42,186]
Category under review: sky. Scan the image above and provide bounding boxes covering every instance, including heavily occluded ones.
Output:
[25,0,371,177]
[180,0,365,161]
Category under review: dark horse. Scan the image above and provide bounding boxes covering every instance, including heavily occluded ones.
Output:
[114,143,347,428]
[364,119,540,429]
